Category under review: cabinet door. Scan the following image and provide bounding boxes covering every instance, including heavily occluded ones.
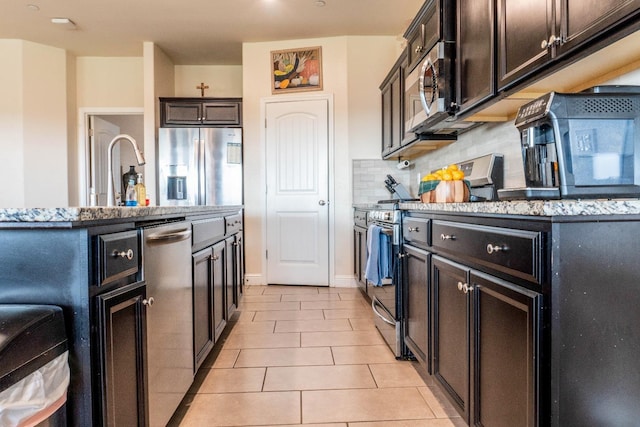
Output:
[202,101,242,126]
[96,281,147,427]
[470,270,542,427]
[456,0,495,113]
[163,101,203,125]
[558,0,640,56]
[212,241,227,341]
[193,247,214,370]
[403,244,431,372]
[497,0,556,90]
[234,232,244,298]
[381,80,393,156]
[432,256,470,422]
[225,236,237,319]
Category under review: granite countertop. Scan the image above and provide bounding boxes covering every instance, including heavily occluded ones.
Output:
[354,199,640,216]
[0,205,243,223]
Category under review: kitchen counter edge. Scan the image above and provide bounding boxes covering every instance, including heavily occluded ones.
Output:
[0,205,243,228]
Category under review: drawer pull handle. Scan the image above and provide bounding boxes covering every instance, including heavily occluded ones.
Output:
[440,234,455,241]
[457,281,474,294]
[113,249,134,260]
[143,297,155,307]
[408,226,420,232]
[486,244,508,254]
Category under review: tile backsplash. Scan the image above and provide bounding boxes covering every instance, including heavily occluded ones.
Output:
[353,121,525,203]
[352,159,412,204]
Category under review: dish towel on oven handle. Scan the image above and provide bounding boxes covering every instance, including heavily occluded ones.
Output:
[365,224,392,287]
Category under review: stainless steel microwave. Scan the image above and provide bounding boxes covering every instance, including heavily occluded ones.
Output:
[403,42,456,143]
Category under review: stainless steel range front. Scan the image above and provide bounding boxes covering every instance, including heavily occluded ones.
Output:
[365,203,411,359]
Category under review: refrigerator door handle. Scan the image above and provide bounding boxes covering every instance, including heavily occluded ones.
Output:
[196,137,205,205]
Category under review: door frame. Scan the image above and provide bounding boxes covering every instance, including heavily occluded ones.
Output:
[77,107,144,206]
[260,93,335,286]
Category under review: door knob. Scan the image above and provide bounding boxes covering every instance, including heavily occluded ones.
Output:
[318,200,326,206]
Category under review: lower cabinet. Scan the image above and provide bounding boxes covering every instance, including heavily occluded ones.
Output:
[432,255,542,426]
[192,240,226,370]
[225,236,237,319]
[353,224,368,294]
[402,244,431,372]
[96,281,147,427]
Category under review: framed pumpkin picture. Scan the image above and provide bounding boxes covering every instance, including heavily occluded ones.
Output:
[271,46,323,94]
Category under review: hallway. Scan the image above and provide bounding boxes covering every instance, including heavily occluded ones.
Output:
[170,285,464,426]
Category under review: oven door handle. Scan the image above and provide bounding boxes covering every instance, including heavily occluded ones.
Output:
[372,297,396,326]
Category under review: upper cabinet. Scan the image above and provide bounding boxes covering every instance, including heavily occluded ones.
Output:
[160,98,242,127]
[405,0,456,71]
[381,50,408,159]
[456,0,496,115]
[497,0,640,91]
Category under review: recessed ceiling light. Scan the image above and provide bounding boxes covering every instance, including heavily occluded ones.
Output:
[26,4,40,11]
[315,0,326,6]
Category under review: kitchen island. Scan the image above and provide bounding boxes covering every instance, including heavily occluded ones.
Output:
[389,199,640,426]
[0,205,243,426]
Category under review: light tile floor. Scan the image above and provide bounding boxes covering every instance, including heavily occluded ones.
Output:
[169,285,464,427]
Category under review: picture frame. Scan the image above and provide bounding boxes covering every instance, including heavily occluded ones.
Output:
[271,46,323,94]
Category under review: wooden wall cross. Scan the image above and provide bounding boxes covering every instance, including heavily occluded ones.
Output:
[196,82,209,97]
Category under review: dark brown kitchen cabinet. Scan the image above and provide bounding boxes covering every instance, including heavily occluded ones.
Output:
[192,240,226,370]
[496,0,554,90]
[381,50,407,158]
[160,97,242,127]
[96,281,147,427]
[353,210,368,296]
[557,0,640,56]
[497,0,640,91]
[431,255,541,426]
[403,244,431,373]
[405,0,455,72]
[432,256,471,421]
[225,236,237,318]
[192,247,215,371]
[456,0,495,115]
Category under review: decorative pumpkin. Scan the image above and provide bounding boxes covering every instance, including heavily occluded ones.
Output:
[434,180,470,203]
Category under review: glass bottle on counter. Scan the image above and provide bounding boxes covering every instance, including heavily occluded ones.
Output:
[135,173,146,206]
[125,177,137,206]
[122,166,137,197]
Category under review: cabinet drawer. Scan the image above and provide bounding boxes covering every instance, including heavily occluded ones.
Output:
[97,230,139,287]
[192,217,225,251]
[432,220,542,284]
[403,218,430,248]
[354,210,367,228]
[225,214,242,235]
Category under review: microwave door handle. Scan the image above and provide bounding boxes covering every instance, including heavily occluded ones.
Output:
[419,58,434,115]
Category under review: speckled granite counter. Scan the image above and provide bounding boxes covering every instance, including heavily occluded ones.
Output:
[0,205,242,227]
[396,199,640,216]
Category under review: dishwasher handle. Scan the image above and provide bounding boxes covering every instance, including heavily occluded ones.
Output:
[145,228,192,243]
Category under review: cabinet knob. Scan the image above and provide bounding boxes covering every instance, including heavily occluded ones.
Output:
[486,243,508,254]
[143,297,155,307]
[408,226,420,232]
[440,233,455,241]
[212,255,220,261]
[457,281,473,294]
[415,45,423,54]
[113,248,134,260]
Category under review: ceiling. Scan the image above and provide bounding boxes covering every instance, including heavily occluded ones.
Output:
[0,0,424,65]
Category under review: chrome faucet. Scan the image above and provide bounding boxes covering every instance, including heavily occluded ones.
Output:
[107,134,146,206]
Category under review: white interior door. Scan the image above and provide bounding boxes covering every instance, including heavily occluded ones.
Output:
[89,116,120,206]
[265,98,329,286]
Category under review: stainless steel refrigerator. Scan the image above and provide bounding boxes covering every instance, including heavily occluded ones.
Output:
[158,127,242,206]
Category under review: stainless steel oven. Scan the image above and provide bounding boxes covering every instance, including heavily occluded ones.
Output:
[365,206,411,359]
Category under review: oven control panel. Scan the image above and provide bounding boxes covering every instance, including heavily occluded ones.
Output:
[368,210,400,224]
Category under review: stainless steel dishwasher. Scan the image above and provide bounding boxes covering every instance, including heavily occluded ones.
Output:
[142,221,193,427]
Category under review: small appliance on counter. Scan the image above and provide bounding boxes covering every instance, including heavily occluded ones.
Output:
[456,153,504,201]
[498,87,640,200]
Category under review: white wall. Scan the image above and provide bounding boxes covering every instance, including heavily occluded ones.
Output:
[0,40,68,208]
[76,57,144,108]
[175,65,243,98]
[242,35,400,286]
